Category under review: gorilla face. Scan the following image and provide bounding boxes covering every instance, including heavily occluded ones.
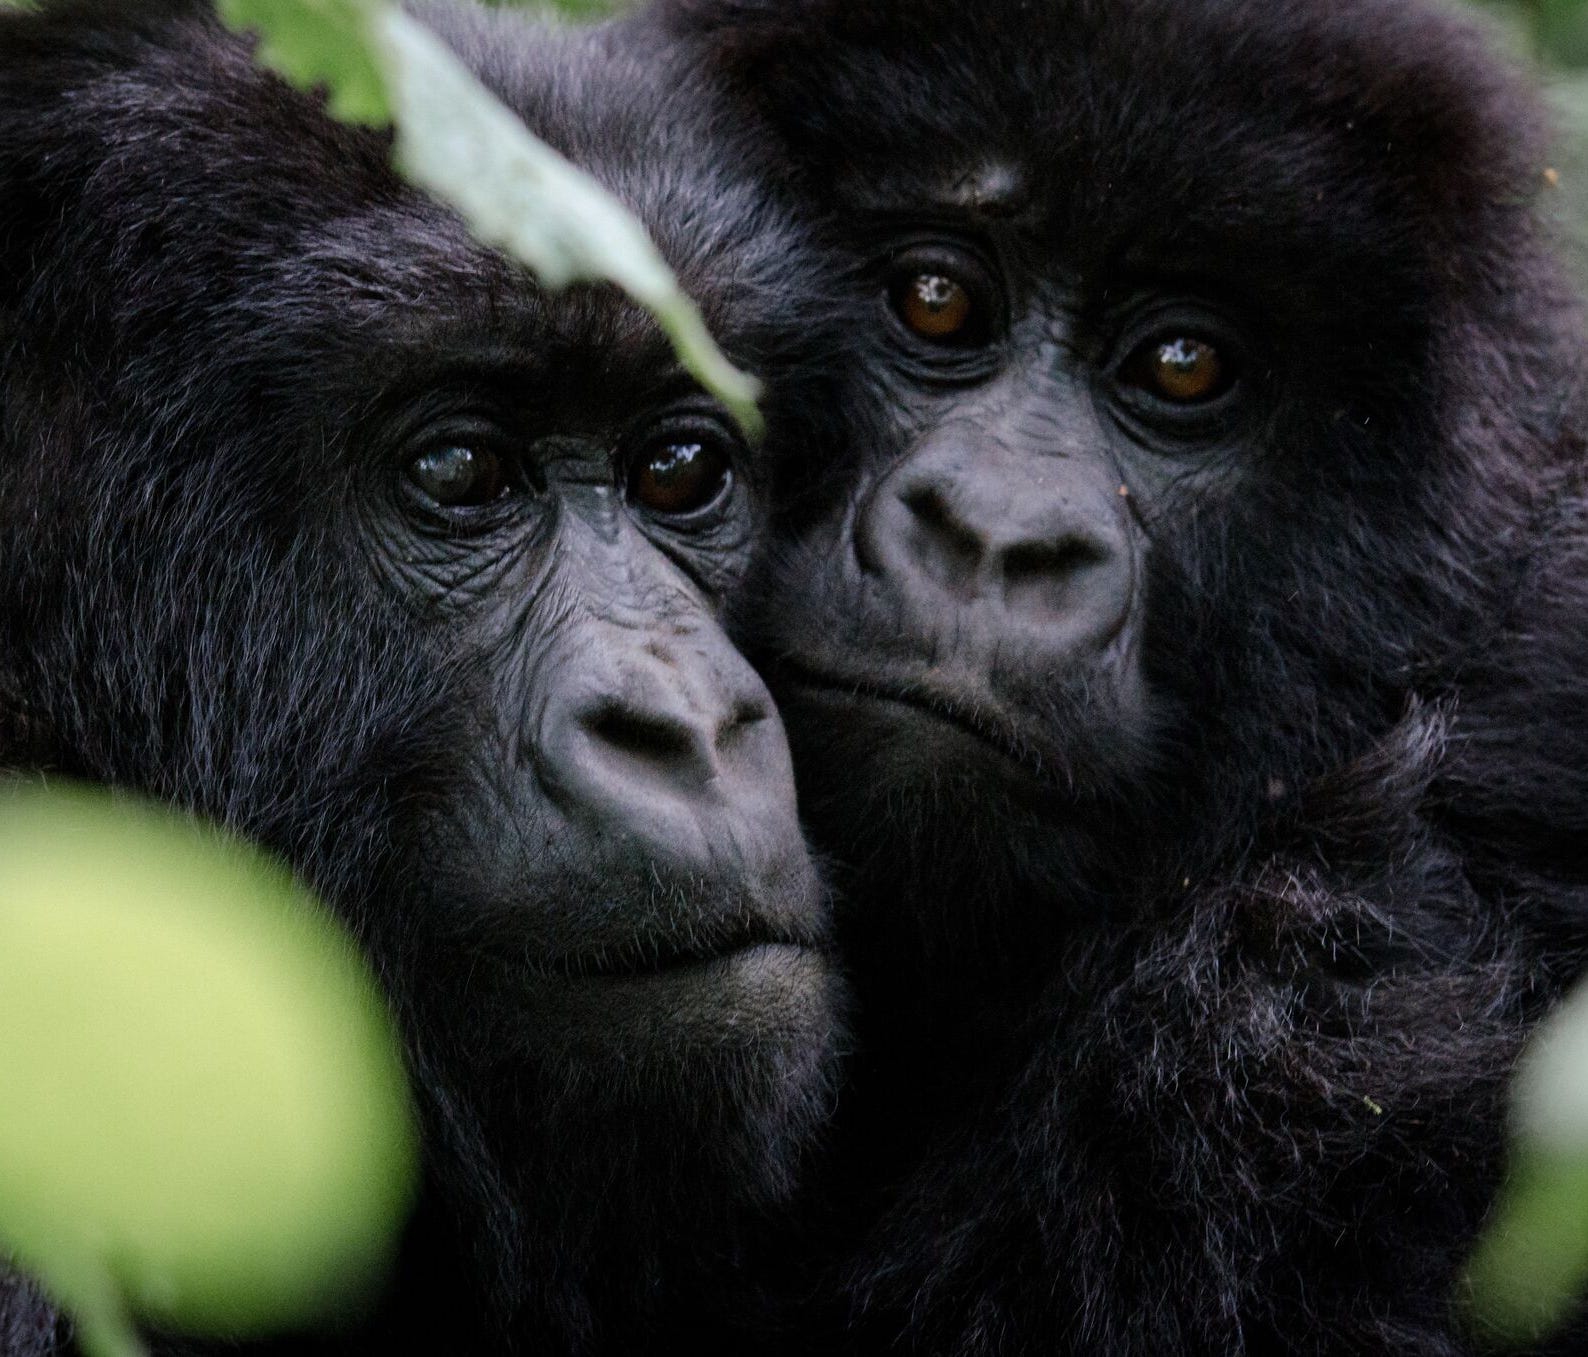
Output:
[346,235,829,1073]
[0,2,846,1342]
[656,0,1563,950]
[358,261,836,1161]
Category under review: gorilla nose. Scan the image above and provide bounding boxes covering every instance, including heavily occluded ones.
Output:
[576,686,766,797]
[864,449,1134,654]
[537,633,798,862]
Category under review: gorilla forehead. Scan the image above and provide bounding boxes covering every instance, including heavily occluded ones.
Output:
[427,6,817,358]
[10,5,810,411]
[667,0,1547,298]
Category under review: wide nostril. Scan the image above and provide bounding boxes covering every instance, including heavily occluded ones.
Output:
[580,699,715,791]
[900,483,985,594]
[999,531,1127,635]
[872,457,1133,650]
[1002,537,1108,587]
[537,649,798,868]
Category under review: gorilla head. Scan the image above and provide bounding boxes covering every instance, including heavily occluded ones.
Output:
[655,0,1580,1000]
[652,1,1588,1352]
[0,1,845,1349]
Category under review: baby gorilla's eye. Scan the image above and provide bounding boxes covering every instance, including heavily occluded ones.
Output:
[626,438,733,517]
[882,244,1000,353]
[407,445,507,507]
[893,273,975,341]
[1125,336,1232,404]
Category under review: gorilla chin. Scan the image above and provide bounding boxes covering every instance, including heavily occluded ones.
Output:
[497,869,839,1059]
[428,797,841,1201]
[428,746,835,1040]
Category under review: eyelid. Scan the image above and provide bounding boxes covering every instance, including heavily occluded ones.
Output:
[887,246,995,296]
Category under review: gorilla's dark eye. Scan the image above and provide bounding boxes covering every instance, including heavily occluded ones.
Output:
[626,438,733,517]
[407,445,507,508]
[883,244,1000,353]
[1123,336,1233,405]
[894,273,975,341]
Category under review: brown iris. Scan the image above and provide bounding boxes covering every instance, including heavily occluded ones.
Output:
[627,440,731,516]
[895,273,974,340]
[1138,337,1227,403]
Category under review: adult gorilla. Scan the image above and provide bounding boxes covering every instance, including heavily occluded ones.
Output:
[0,1,845,1352]
[654,0,1588,1351]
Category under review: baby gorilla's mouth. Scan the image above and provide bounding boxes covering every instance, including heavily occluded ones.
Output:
[777,659,1038,775]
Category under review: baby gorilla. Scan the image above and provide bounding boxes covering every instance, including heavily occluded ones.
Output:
[656,0,1588,1352]
[0,1,845,1352]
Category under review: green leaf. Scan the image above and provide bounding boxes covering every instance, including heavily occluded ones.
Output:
[1466,978,1588,1344]
[1466,1151,1588,1347]
[216,0,762,434]
[216,0,390,125]
[371,8,762,434]
[1540,0,1588,69]
[0,784,418,1356]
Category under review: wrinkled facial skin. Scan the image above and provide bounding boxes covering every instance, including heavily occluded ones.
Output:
[365,326,833,1097]
[736,182,1283,984]
[765,229,1234,859]
[0,3,846,1348]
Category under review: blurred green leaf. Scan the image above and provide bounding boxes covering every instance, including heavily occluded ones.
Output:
[218,0,761,435]
[1539,0,1588,68]
[1467,978,1588,1344]
[216,0,389,124]
[0,784,417,1357]
[1460,0,1588,67]
[1467,1151,1588,1346]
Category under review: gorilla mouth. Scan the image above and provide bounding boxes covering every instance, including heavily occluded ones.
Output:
[778,660,1036,774]
[551,921,819,981]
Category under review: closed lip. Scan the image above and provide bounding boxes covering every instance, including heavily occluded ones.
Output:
[546,919,822,981]
[776,659,1036,771]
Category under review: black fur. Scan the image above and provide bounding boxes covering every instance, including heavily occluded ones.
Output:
[0,2,850,1352]
[649,0,1588,1351]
